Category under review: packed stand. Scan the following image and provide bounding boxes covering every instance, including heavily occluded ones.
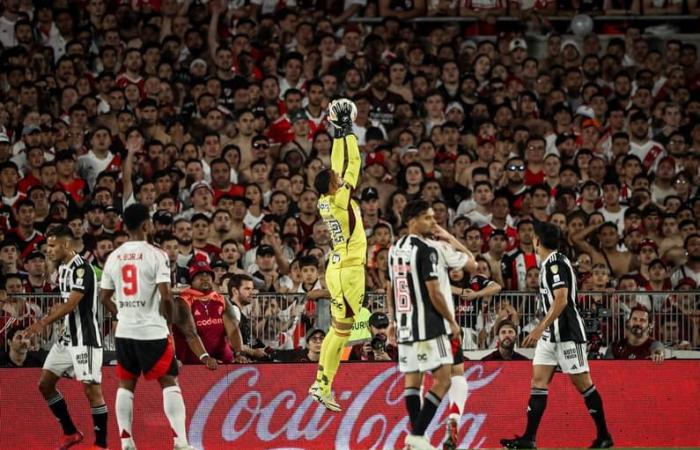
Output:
[1,0,700,368]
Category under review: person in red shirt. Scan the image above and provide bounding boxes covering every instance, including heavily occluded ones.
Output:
[0,161,27,211]
[17,146,44,193]
[5,199,44,261]
[604,306,664,362]
[210,158,244,203]
[55,150,87,207]
[173,261,243,364]
[191,214,221,257]
[524,135,546,186]
[267,89,303,145]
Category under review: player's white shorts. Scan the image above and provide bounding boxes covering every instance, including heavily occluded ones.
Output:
[533,338,589,374]
[43,342,103,383]
[398,334,453,373]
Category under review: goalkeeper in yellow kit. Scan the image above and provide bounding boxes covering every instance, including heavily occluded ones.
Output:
[309,99,367,412]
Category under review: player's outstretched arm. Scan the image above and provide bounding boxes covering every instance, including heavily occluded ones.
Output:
[342,134,361,189]
[24,291,84,337]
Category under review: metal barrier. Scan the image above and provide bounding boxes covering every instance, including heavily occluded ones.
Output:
[2,291,698,355]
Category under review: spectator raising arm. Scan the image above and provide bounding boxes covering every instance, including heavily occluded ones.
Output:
[122,134,142,210]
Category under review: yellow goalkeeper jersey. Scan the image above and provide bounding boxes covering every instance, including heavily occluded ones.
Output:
[318,134,367,268]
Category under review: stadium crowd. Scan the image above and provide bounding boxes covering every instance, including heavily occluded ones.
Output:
[1,0,700,367]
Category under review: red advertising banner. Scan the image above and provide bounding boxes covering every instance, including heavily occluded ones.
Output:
[1,361,699,449]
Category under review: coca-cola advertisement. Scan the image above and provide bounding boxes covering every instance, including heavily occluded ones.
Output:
[1,361,699,449]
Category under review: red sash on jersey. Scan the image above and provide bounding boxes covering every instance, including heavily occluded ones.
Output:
[642,144,664,172]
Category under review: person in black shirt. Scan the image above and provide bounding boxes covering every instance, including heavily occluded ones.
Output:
[501,222,613,449]
[0,326,44,367]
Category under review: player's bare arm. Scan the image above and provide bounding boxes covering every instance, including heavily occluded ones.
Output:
[426,279,460,338]
[459,281,502,301]
[173,296,218,370]
[433,225,478,273]
[222,300,243,355]
[24,290,84,337]
[523,287,568,347]
[159,282,175,324]
[99,289,117,316]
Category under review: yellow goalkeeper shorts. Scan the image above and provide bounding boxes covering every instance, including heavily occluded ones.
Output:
[325,265,365,320]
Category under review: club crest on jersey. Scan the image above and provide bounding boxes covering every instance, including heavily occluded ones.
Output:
[550,264,558,274]
[76,268,85,278]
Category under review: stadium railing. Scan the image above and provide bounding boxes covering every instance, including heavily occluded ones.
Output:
[2,291,698,355]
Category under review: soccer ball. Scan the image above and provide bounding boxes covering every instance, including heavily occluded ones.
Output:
[329,98,358,123]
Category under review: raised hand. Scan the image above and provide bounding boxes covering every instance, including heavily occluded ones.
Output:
[327,98,355,137]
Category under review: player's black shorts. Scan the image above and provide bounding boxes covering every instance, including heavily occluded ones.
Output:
[115,336,178,381]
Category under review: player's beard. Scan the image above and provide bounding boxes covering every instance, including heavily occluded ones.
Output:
[500,337,515,350]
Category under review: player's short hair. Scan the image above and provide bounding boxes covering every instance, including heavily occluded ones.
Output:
[403,200,431,223]
[47,225,74,241]
[314,169,333,195]
[123,203,151,232]
[534,222,561,251]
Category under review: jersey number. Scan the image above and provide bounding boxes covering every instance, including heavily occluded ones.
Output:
[395,276,412,312]
[122,264,138,295]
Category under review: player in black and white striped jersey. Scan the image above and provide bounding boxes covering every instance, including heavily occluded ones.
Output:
[23,225,107,449]
[501,222,613,449]
[387,200,460,450]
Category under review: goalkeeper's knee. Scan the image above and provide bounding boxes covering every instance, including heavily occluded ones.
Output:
[332,316,354,335]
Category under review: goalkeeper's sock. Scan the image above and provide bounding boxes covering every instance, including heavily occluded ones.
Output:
[321,328,351,394]
[582,385,610,439]
[315,329,334,388]
[523,387,548,442]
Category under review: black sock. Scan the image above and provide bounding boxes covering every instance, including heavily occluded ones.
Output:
[582,385,609,439]
[91,404,108,447]
[47,392,78,435]
[523,387,548,441]
[404,388,421,431]
[413,390,442,436]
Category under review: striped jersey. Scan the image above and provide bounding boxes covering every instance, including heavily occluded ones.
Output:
[539,251,587,343]
[388,235,447,344]
[58,254,101,347]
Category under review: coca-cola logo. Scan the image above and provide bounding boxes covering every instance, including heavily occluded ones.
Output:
[189,364,501,449]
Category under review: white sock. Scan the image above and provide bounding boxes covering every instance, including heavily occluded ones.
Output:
[447,375,469,421]
[163,385,188,447]
[116,388,135,449]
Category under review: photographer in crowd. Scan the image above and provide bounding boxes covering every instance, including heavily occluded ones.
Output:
[349,312,398,361]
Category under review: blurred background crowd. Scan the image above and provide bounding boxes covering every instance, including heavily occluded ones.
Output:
[1,0,700,368]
